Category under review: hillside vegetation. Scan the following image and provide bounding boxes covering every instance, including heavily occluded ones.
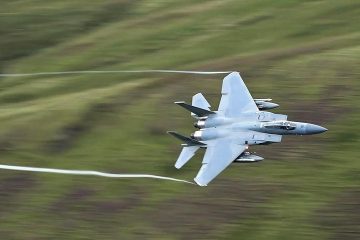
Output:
[0,0,359,239]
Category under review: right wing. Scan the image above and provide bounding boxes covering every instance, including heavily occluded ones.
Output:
[194,138,247,186]
[218,72,258,117]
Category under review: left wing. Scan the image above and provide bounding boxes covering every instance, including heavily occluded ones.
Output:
[218,72,258,117]
[194,138,247,186]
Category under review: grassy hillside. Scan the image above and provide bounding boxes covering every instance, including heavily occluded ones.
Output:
[0,0,359,239]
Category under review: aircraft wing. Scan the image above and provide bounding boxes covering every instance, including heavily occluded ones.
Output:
[194,138,247,186]
[218,72,258,117]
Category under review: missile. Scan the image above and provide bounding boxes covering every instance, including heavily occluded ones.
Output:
[254,99,279,110]
[233,152,264,163]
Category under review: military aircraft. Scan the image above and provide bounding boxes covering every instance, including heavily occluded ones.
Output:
[168,72,327,186]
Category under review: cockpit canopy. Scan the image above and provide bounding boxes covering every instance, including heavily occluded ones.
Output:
[263,121,296,130]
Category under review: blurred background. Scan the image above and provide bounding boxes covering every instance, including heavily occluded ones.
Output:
[0,0,359,239]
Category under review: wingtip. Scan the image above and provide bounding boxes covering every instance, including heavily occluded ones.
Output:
[228,71,240,76]
[194,177,207,187]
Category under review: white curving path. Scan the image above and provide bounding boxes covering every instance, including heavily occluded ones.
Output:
[0,164,194,185]
[0,69,231,77]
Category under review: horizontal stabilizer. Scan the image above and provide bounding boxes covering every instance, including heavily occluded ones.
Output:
[167,131,206,146]
[175,101,215,117]
[175,146,200,169]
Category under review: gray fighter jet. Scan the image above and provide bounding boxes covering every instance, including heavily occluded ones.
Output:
[168,72,327,186]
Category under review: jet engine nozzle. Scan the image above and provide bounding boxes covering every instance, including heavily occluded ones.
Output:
[191,129,224,141]
[194,120,206,129]
[191,131,203,141]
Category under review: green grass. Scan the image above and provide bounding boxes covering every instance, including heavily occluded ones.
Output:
[0,0,359,239]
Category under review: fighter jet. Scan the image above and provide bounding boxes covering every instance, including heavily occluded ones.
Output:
[168,72,327,186]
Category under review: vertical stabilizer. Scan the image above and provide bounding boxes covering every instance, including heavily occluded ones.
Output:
[191,93,211,118]
[175,146,200,169]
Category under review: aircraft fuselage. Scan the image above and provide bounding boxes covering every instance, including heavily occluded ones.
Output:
[192,111,327,146]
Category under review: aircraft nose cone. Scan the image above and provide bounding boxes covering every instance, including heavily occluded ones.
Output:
[305,124,328,135]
